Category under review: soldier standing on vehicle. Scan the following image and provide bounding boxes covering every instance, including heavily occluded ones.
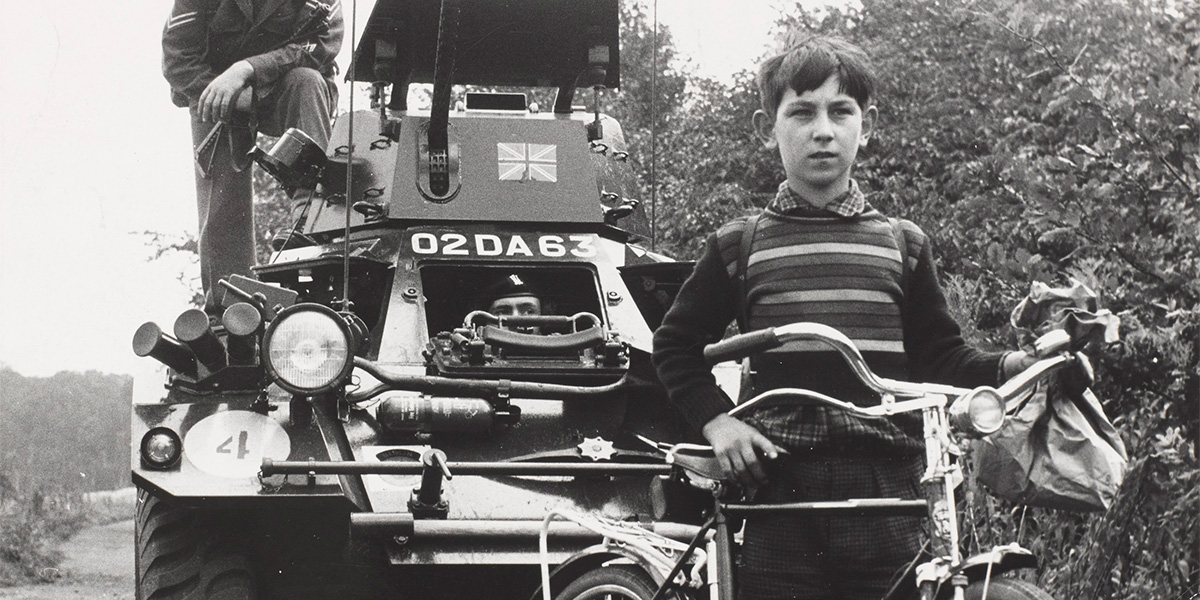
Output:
[163,0,343,316]
[652,34,1037,599]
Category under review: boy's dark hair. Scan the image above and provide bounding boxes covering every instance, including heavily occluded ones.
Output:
[757,33,877,114]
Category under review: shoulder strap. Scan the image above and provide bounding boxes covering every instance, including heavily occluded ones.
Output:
[735,213,762,332]
[888,217,911,297]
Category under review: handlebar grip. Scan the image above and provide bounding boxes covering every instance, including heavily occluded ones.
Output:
[1032,329,1071,358]
[704,328,780,366]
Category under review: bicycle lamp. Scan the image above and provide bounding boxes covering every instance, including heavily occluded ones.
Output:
[262,303,358,395]
[948,387,1006,437]
[140,427,182,469]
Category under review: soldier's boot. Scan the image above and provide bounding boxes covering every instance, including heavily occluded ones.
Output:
[270,194,318,251]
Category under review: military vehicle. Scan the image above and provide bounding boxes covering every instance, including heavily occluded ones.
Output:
[131,0,718,598]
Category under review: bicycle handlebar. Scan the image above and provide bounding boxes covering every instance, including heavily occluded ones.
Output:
[704,322,1084,423]
[643,324,1085,476]
[703,327,780,365]
[705,322,972,400]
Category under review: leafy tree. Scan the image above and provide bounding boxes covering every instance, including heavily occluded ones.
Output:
[647,71,773,258]
[0,368,132,494]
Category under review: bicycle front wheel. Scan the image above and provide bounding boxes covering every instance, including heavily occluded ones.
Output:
[557,566,674,600]
[963,578,1055,600]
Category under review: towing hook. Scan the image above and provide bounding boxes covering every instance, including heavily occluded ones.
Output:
[410,449,452,518]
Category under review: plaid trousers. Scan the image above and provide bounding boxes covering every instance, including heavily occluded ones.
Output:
[737,455,924,600]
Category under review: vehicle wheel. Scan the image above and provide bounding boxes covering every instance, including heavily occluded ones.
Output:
[556,565,660,600]
[135,487,257,600]
[964,577,1055,600]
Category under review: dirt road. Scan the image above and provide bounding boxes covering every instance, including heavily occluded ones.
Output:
[0,519,134,600]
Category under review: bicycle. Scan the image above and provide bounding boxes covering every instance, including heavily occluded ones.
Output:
[541,321,1092,600]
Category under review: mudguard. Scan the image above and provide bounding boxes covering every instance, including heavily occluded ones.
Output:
[537,545,686,600]
[955,543,1039,583]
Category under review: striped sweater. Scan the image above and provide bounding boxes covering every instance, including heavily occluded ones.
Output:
[653,203,1005,455]
[741,209,913,353]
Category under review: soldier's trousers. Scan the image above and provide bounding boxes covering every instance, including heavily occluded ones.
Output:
[190,66,335,315]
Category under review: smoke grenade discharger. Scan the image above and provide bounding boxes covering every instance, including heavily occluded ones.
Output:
[222,302,264,365]
[174,309,228,372]
[132,322,198,378]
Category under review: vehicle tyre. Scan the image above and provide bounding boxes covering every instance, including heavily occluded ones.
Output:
[556,565,660,600]
[135,487,257,600]
[964,577,1055,600]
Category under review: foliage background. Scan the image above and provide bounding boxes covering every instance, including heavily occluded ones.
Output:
[0,368,131,584]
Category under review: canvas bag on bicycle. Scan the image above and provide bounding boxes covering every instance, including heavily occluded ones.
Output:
[973,281,1128,512]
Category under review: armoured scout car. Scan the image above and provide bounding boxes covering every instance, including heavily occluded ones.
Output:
[131,0,714,598]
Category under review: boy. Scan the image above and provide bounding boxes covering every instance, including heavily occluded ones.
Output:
[652,34,1033,599]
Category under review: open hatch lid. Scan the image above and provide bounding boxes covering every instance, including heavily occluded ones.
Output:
[350,0,620,93]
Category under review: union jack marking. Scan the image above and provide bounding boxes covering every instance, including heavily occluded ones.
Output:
[497,143,557,183]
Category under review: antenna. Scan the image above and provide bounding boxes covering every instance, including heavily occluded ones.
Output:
[650,0,658,251]
[341,0,358,313]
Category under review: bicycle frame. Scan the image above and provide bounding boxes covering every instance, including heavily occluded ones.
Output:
[676,393,978,600]
[541,322,1068,600]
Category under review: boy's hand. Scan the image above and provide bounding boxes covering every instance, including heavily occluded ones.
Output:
[199,61,255,123]
[701,414,782,489]
[1001,351,1039,381]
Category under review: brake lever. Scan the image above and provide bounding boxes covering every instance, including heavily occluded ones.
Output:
[634,434,673,453]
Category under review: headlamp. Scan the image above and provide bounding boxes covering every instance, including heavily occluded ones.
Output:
[262,303,356,395]
[140,427,182,469]
[948,387,1006,438]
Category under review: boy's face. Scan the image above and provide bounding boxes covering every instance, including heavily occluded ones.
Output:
[753,75,877,204]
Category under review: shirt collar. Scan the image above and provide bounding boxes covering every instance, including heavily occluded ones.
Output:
[768,180,867,217]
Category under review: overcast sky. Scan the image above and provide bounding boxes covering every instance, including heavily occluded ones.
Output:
[0,0,845,377]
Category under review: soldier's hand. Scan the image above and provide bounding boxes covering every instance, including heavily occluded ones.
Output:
[199,61,255,123]
[701,413,781,489]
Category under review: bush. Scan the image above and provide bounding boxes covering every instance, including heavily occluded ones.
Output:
[0,479,91,585]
